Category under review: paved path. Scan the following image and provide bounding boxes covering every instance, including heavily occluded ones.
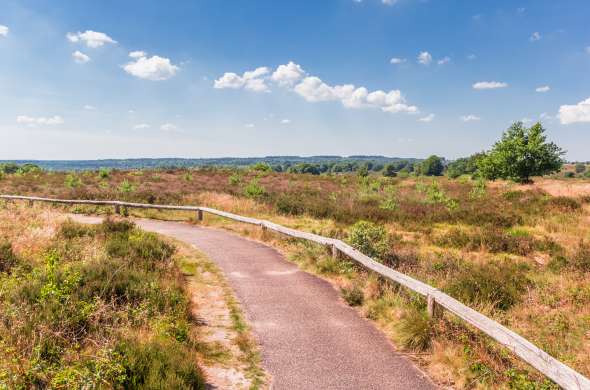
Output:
[71,215,436,390]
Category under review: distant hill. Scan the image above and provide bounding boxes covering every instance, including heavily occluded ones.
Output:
[0,156,421,171]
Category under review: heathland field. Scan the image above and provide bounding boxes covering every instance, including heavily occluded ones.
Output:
[2,166,590,389]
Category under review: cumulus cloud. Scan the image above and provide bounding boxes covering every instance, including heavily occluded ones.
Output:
[559,97,590,124]
[133,123,150,130]
[418,114,435,122]
[215,62,418,114]
[280,119,291,124]
[529,32,541,42]
[467,54,477,60]
[72,50,90,64]
[437,56,451,65]
[160,123,177,132]
[83,105,96,110]
[536,85,550,93]
[129,51,146,58]
[214,66,270,92]
[67,30,116,48]
[473,81,508,90]
[244,123,255,128]
[16,115,64,126]
[0,25,8,37]
[271,61,305,86]
[382,0,397,5]
[461,114,480,122]
[123,55,179,81]
[417,51,432,65]
[390,57,406,64]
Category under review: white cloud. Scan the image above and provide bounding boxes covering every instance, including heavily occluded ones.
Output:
[382,0,397,5]
[160,123,177,132]
[530,32,541,42]
[16,115,64,126]
[216,62,418,114]
[559,97,590,124]
[437,56,451,65]
[280,119,291,124]
[473,81,508,90]
[271,61,305,86]
[72,50,90,64]
[66,30,116,48]
[123,55,179,81]
[214,66,270,92]
[0,25,8,37]
[244,123,255,128]
[535,85,550,93]
[129,50,146,58]
[83,105,96,110]
[390,57,406,64]
[133,123,150,130]
[417,51,432,65]
[521,117,533,124]
[418,114,434,122]
[540,112,553,121]
[460,114,480,122]
[467,54,477,60]
[517,7,526,13]
[294,77,418,113]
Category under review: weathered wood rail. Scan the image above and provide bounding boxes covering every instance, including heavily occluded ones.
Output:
[2,194,589,390]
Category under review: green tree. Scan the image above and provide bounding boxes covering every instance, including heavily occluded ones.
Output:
[418,155,444,176]
[478,122,564,183]
[575,163,586,174]
[382,163,397,177]
[446,153,484,179]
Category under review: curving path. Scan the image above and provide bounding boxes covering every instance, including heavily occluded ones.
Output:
[71,215,436,390]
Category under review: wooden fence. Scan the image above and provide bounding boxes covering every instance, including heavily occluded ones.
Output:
[1,194,589,390]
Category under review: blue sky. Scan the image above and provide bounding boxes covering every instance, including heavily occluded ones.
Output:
[1,0,589,160]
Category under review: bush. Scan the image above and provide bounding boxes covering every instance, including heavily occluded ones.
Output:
[119,180,135,193]
[244,179,266,198]
[341,285,364,306]
[117,338,206,389]
[59,220,96,239]
[397,308,433,351]
[98,168,111,179]
[348,220,389,259]
[575,163,586,174]
[0,240,19,273]
[100,218,135,234]
[563,171,575,178]
[417,155,444,176]
[445,260,529,310]
[545,196,581,212]
[570,241,590,272]
[64,174,82,188]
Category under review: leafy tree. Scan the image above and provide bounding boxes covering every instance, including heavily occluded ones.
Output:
[382,163,397,177]
[478,122,564,183]
[446,153,484,179]
[417,155,444,176]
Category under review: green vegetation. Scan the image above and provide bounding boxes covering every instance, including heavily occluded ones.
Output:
[416,155,444,176]
[0,218,205,389]
[478,122,564,183]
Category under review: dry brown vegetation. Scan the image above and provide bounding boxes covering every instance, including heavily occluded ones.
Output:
[1,167,590,389]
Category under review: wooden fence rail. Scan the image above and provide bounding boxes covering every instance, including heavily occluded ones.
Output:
[2,194,589,390]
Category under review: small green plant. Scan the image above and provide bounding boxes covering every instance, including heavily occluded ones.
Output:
[0,240,19,273]
[64,174,82,188]
[98,168,111,179]
[250,162,272,172]
[228,172,242,185]
[417,181,459,211]
[183,172,193,182]
[119,179,135,193]
[469,178,487,199]
[348,220,389,259]
[244,179,265,198]
[379,185,398,210]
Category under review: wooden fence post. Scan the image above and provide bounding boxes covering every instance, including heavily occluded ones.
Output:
[427,294,439,318]
[114,204,120,215]
[332,244,339,260]
[197,209,203,221]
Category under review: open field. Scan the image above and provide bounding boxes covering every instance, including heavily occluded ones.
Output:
[2,167,590,388]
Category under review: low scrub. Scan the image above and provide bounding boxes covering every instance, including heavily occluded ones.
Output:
[445,260,530,311]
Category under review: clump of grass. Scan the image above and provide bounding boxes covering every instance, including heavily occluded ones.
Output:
[119,179,135,193]
[445,260,529,311]
[97,168,110,179]
[397,307,433,351]
[434,227,538,256]
[341,284,364,306]
[545,196,581,212]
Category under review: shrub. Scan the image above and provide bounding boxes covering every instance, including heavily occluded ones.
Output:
[575,163,586,174]
[64,174,82,188]
[545,196,581,212]
[117,338,205,389]
[445,260,529,311]
[417,155,444,176]
[348,220,389,259]
[341,285,364,306]
[563,171,575,178]
[119,180,135,193]
[250,162,272,172]
[59,220,96,239]
[100,218,135,234]
[0,240,19,273]
[570,241,590,272]
[98,168,111,179]
[244,179,265,198]
[397,308,433,351]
